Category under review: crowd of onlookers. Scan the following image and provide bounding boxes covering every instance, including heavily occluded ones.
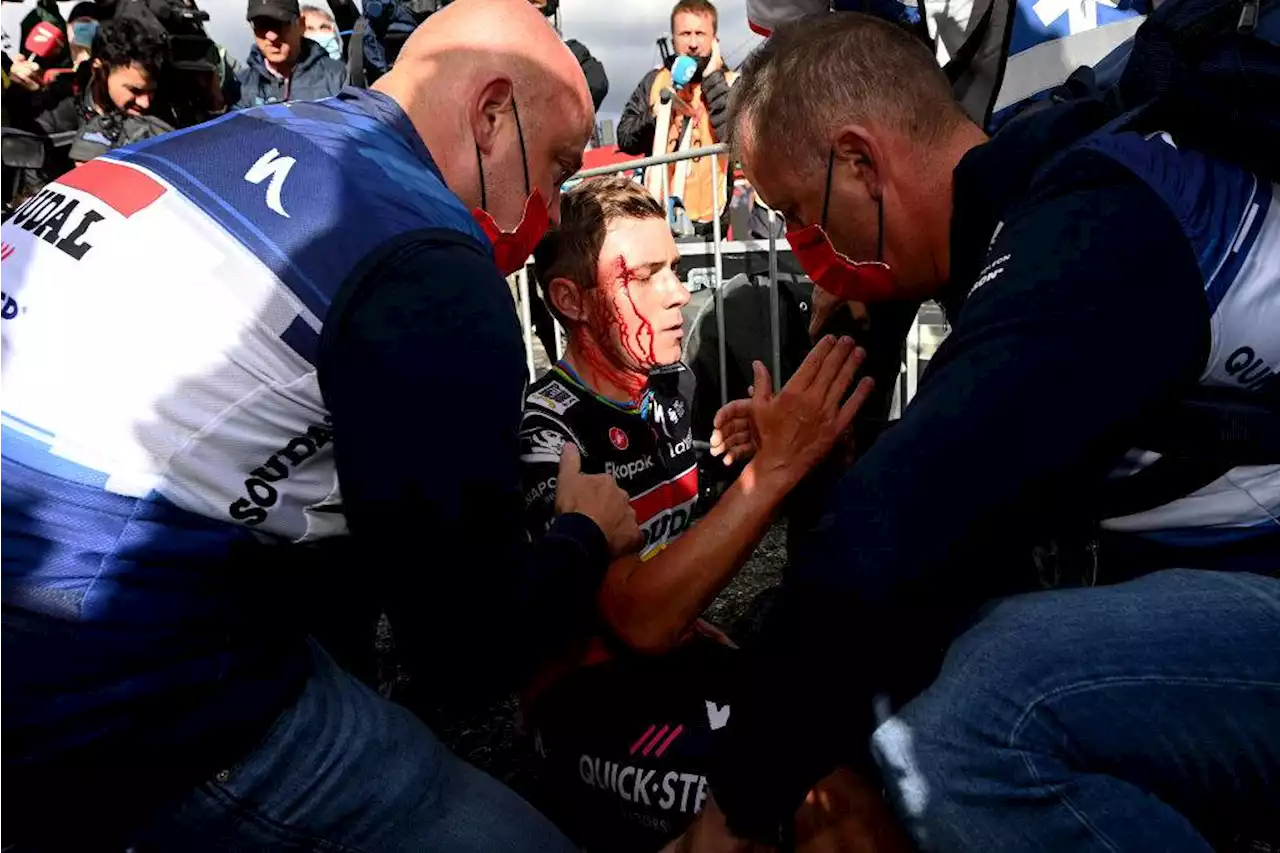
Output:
[1,0,359,200]
[3,0,738,222]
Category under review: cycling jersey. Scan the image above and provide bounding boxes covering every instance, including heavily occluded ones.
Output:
[0,87,609,802]
[518,360,716,852]
[520,361,699,559]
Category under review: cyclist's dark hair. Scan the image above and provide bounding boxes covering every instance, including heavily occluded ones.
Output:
[92,16,170,78]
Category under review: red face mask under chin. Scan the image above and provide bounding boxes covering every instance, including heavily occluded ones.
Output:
[472,189,550,277]
[788,149,896,303]
[787,220,895,303]
[470,96,551,276]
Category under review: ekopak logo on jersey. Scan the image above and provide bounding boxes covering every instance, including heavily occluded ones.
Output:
[605,455,654,482]
[228,417,334,525]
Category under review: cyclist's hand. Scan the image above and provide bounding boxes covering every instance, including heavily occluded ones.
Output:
[750,336,875,490]
[555,443,642,557]
[710,387,757,466]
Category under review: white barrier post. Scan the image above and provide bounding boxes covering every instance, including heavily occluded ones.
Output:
[766,207,782,393]
[710,151,728,408]
[517,266,535,379]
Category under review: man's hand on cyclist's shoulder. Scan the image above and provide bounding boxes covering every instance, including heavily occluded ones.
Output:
[554,442,642,558]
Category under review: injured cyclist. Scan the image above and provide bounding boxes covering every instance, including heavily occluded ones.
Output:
[517,175,874,851]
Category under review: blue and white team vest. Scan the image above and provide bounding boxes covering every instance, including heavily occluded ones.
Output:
[0,88,490,751]
[1054,129,1280,543]
[990,0,1151,122]
[744,0,1154,128]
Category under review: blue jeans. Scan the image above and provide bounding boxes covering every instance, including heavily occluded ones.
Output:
[872,569,1280,852]
[131,641,577,853]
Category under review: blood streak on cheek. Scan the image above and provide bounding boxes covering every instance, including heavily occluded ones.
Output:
[616,258,656,365]
[574,259,651,401]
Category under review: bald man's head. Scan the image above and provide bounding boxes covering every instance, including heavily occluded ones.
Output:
[374,0,595,233]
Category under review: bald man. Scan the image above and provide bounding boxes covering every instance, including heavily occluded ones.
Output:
[1,1,641,849]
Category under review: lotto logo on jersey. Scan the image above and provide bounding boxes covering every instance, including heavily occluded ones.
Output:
[609,427,630,450]
[668,429,694,459]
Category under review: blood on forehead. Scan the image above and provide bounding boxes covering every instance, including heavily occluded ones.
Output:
[575,256,657,399]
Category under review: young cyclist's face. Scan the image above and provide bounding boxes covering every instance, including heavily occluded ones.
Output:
[587,216,689,371]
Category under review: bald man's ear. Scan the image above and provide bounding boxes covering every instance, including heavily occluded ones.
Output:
[548,276,588,325]
[472,77,516,156]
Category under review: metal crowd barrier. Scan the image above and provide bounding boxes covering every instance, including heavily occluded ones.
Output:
[512,143,940,417]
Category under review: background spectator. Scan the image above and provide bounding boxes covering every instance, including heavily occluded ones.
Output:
[617,0,735,236]
[301,3,340,60]
[32,15,166,138]
[235,0,344,108]
[65,1,99,69]
[67,109,172,162]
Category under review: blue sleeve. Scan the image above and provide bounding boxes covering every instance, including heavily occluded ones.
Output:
[711,161,1213,839]
[318,233,610,700]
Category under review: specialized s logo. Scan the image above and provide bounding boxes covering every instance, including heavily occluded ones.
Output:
[609,426,630,450]
[244,148,296,218]
[652,398,686,441]
[229,418,333,525]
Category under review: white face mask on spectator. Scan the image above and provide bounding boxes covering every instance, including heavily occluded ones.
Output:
[305,31,341,60]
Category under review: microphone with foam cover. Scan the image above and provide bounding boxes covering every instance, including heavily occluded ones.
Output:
[670,54,698,89]
[24,21,67,64]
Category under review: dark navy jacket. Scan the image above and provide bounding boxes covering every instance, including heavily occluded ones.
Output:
[234,37,348,109]
[1,87,608,841]
[710,99,1280,836]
